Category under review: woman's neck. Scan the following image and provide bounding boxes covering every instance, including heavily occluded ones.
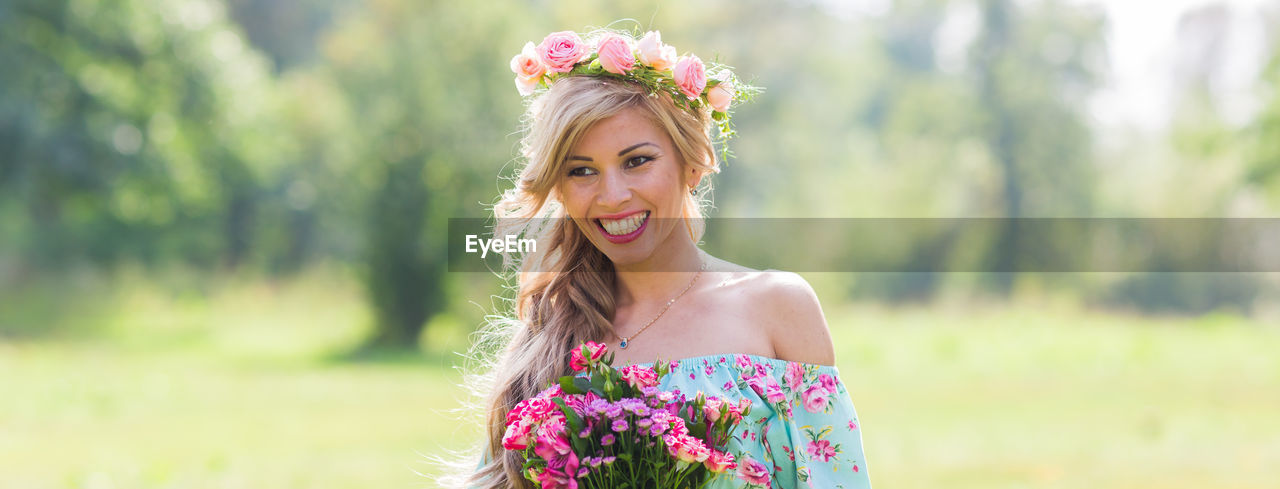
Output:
[612,238,705,309]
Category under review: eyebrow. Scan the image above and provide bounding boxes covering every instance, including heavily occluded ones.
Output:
[567,142,658,161]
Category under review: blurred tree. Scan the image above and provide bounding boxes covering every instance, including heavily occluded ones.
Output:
[1247,12,1280,196]
[0,0,284,271]
[971,0,1104,294]
[224,0,352,71]
[318,1,532,349]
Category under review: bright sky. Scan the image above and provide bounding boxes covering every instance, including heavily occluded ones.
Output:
[838,0,1275,131]
[1079,0,1274,131]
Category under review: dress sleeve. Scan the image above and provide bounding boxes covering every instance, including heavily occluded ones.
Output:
[769,364,873,489]
[471,443,495,488]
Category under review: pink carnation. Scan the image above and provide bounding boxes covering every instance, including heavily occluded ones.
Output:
[595,34,636,74]
[501,418,535,450]
[619,364,659,389]
[533,414,571,461]
[538,452,580,489]
[702,397,724,423]
[673,55,707,100]
[509,396,556,425]
[562,391,599,416]
[663,433,711,463]
[704,449,738,473]
[537,31,589,74]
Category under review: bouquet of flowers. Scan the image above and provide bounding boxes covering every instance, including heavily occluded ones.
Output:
[502,341,753,489]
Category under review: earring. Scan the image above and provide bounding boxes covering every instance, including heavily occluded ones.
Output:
[689,187,698,196]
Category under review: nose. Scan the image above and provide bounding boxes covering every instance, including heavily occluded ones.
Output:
[597,170,632,209]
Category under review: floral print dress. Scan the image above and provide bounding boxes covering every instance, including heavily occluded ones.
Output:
[475,353,872,489]
[642,354,872,489]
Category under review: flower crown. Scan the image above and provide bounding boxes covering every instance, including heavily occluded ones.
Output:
[510,29,758,152]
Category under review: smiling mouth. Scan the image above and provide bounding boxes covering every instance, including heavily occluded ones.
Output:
[595,211,650,237]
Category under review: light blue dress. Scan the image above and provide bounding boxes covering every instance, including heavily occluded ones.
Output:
[477,354,873,489]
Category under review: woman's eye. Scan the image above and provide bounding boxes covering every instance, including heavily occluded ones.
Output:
[625,155,653,168]
[567,166,597,177]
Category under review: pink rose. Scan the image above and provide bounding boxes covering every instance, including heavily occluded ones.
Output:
[570,341,607,371]
[673,55,707,100]
[537,31,589,73]
[806,439,837,462]
[802,385,830,413]
[595,34,636,74]
[584,341,608,361]
[707,82,734,112]
[736,455,772,486]
[636,31,677,71]
[510,41,546,96]
[619,364,659,389]
[704,449,738,473]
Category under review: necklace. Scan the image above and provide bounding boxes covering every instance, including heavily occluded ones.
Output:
[616,262,707,350]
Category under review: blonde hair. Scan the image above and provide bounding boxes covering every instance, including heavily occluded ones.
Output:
[435,74,718,488]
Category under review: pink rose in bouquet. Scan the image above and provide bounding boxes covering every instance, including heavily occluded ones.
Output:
[503,342,762,489]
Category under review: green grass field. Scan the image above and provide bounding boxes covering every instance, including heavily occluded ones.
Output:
[2,270,1277,488]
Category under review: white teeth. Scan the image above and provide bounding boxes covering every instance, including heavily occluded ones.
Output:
[599,211,648,236]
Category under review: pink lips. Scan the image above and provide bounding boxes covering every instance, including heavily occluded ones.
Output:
[594,211,649,244]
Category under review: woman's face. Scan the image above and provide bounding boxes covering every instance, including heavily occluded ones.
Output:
[557,106,700,268]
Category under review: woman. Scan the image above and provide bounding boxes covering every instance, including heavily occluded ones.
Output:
[457,29,872,489]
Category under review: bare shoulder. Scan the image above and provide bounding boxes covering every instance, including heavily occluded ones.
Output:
[702,256,835,366]
[752,271,836,366]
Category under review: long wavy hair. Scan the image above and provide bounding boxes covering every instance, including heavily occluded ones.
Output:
[434,74,719,488]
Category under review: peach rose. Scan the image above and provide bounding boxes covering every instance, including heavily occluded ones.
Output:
[596,34,636,74]
[510,41,545,95]
[636,31,677,71]
[537,30,589,73]
[707,82,734,112]
[673,55,707,100]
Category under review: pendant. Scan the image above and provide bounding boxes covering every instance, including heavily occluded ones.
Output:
[619,339,629,349]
